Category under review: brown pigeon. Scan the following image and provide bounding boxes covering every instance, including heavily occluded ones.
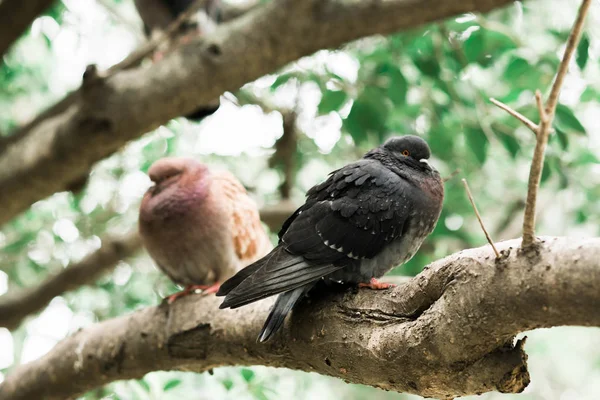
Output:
[139,157,272,303]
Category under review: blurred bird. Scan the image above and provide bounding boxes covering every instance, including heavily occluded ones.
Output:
[217,135,444,342]
[133,0,221,121]
[139,157,272,304]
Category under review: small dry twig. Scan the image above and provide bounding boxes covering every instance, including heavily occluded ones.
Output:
[489,98,538,134]
[442,168,461,183]
[462,179,500,258]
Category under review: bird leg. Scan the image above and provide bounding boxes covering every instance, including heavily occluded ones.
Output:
[166,283,221,304]
[199,282,221,295]
[358,278,397,290]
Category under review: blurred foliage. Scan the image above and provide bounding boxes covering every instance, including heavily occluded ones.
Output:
[1,0,600,399]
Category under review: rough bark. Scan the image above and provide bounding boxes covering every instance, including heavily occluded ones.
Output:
[0,0,514,227]
[1,236,598,400]
[0,204,296,331]
[0,0,57,58]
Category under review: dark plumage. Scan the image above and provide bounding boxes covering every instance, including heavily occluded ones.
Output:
[217,135,444,342]
[133,0,221,121]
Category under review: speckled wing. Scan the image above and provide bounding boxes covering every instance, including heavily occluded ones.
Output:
[213,171,272,266]
[280,159,413,261]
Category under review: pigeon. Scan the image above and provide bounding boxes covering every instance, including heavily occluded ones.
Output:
[139,157,272,303]
[133,0,221,121]
[217,135,444,342]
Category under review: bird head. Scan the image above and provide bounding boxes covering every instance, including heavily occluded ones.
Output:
[381,135,434,173]
[140,157,210,223]
[147,157,207,196]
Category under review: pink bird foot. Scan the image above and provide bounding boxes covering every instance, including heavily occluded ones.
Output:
[200,282,221,296]
[166,283,220,304]
[151,51,165,63]
[358,278,397,290]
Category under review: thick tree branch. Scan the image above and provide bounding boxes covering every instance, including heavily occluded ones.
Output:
[0,0,56,58]
[1,236,598,400]
[0,204,296,331]
[0,0,514,227]
[0,232,142,331]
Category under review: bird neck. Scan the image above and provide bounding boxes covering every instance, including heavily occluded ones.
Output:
[140,176,210,222]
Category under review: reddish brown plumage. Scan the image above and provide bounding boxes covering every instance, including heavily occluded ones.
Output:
[139,157,272,300]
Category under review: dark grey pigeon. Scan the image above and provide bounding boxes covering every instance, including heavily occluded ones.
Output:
[217,135,444,342]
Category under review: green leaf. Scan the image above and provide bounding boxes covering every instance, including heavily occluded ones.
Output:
[495,130,520,158]
[576,209,588,223]
[576,33,589,70]
[241,368,255,383]
[541,158,552,183]
[465,128,489,165]
[376,64,408,106]
[463,27,517,66]
[343,87,389,145]
[580,86,600,102]
[317,90,347,114]
[572,151,600,166]
[503,57,530,79]
[222,379,234,391]
[137,379,151,392]
[413,56,441,78]
[270,72,299,90]
[503,56,548,90]
[554,104,586,135]
[163,379,182,391]
[554,127,569,150]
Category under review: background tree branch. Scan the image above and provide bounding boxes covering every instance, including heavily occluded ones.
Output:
[0,0,56,58]
[1,236,598,400]
[0,231,142,331]
[0,204,297,331]
[0,0,513,227]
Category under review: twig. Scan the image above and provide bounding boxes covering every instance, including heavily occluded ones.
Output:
[462,179,500,258]
[521,0,591,247]
[545,1,591,116]
[489,98,538,134]
[442,168,461,183]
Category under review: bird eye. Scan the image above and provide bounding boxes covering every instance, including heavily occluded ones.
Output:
[402,150,410,156]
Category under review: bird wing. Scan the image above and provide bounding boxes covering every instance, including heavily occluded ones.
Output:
[213,171,272,265]
[281,159,414,260]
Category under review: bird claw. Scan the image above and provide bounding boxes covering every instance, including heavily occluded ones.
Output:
[166,283,221,304]
[358,278,397,290]
[199,283,221,296]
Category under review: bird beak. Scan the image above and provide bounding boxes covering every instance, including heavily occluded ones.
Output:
[419,159,429,165]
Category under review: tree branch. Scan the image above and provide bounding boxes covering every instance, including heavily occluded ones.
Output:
[0,0,514,227]
[0,204,296,331]
[1,236,598,400]
[488,98,538,134]
[522,0,591,247]
[0,232,142,331]
[0,0,56,58]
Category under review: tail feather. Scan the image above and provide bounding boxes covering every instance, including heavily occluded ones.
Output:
[257,286,311,342]
[216,247,279,296]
